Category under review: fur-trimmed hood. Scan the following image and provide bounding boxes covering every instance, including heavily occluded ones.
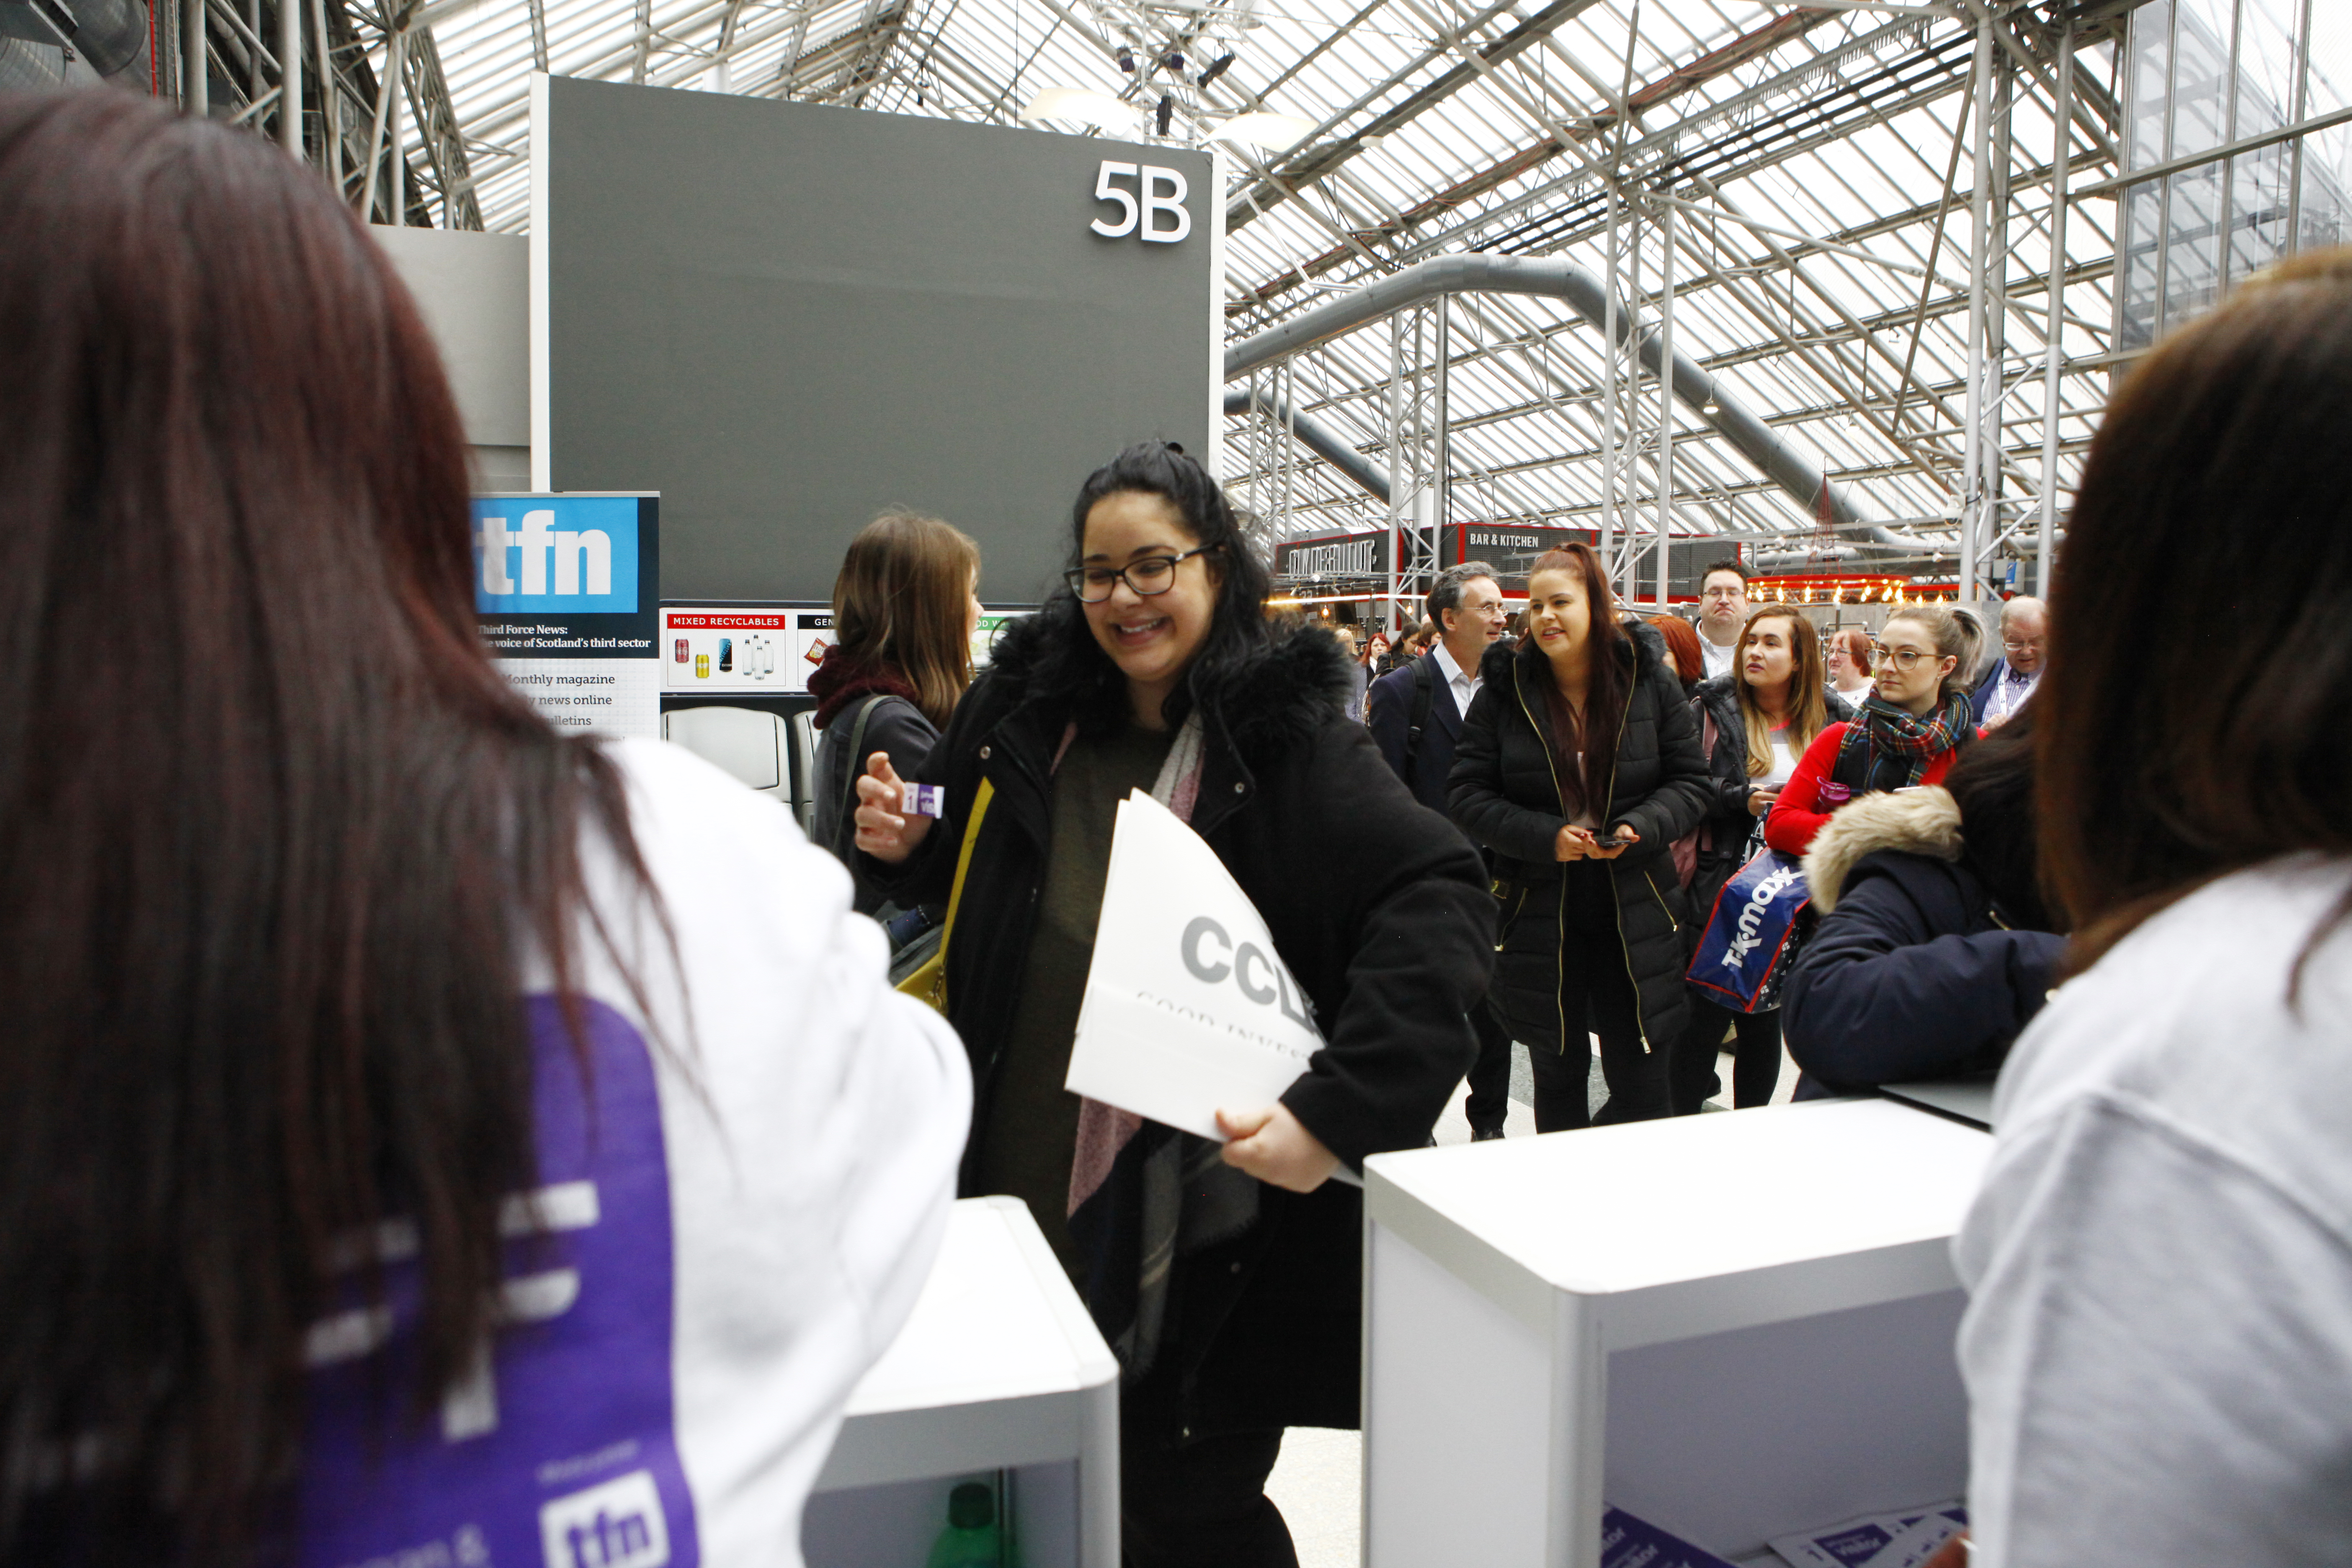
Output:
[1804,785,1963,912]
[980,601,1354,763]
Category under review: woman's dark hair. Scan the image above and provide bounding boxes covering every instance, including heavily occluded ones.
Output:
[0,91,653,1558]
[1039,441,1276,734]
[831,508,980,727]
[1523,543,1628,820]
[1945,704,2058,933]
[2040,247,2352,971]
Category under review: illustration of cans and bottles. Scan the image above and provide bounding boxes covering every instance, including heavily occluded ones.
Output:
[673,632,778,680]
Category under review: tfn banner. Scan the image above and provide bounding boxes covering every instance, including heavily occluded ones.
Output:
[474,494,660,740]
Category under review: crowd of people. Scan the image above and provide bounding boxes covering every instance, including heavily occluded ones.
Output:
[8,86,2352,1568]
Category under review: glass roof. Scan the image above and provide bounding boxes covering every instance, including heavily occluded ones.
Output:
[387,0,2133,571]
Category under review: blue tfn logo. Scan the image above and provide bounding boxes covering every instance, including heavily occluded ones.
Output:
[540,1470,669,1568]
[473,498,640,614]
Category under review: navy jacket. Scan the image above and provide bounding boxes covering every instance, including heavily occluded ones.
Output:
[1969,659,2039,726]
[1782,787,2065,1093]
[1365,650,1464,812]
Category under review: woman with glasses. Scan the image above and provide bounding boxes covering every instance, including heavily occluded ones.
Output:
[854,442,1492,1568]
[1672,607,1854,1113]
[1824,626,1876,708]
[1447,545,1713,1131]
[1764,605,1984,858]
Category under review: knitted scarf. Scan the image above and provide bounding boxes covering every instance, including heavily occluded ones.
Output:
[1062,711,1264,1381]
[806,644,921,730]
[1852,691,1975,793]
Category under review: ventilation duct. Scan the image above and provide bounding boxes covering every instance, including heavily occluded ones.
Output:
[1223,253,1908,549]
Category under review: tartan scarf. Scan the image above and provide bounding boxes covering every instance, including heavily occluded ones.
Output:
[1854,690,1975,792]
[1062,712,1264,1382]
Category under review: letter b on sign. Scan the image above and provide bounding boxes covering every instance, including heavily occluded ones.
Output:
[1091,160,1191,244]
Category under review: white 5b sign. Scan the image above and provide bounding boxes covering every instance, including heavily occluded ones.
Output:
[1090,160,1192,243]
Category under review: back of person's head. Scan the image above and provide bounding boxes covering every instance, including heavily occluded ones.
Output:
[1881,604,1984,703]
[1944,704,2056,931]
[1647,614,1704,686]
[831,508,979,727]
[2042,247,2352,967]
[0,90,646,1556]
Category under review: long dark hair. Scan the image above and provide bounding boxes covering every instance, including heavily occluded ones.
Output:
[831,508,980,727]
[1522,543,1627,818]
[0,92,651,1559]
[1029,441,1277,735]
[2040,248,2352,970]
[1944,704,2057,933]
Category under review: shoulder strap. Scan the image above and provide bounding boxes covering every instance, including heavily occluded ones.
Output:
[832,694,887,859]
[1831,718,1875,794]
[928,777,997,1010]
[1404,652,1437,764]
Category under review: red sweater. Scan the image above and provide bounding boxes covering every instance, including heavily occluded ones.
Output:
[1764,721,1965,856]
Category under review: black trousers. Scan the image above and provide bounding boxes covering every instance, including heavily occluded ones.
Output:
[1461,996,1514,1135]
[1670,996,1785,1112]
[1121,1411,1295,1568]
[1498,862,1665,1133]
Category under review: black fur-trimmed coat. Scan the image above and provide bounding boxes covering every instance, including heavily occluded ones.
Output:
[869,604,1493,1436]
[1447,622,1713,1056]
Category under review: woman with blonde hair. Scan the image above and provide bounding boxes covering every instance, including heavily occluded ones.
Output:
[808,509,980,909]
[1673,607,1855,1111]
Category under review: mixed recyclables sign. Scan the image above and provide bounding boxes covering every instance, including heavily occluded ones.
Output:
[475,495,661,740]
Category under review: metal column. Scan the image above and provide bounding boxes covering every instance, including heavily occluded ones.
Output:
[2036,21,2073,600]
[279,0,301,155]
[1652,192,1675,608]
[1959,15,1995,603]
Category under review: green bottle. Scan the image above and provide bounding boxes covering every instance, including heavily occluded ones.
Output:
[926,1481,1001,1568]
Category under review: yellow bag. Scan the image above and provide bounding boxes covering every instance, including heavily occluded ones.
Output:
[895,777,995,1016]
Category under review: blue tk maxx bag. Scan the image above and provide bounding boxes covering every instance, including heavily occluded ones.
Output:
[1686,847,1810,1014]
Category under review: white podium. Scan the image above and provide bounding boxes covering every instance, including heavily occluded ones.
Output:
[1363,1099,1992,1568]
[805,1197,1119,1568]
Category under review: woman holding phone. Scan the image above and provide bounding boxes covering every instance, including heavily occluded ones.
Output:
[1673,608,1852,1112]
[1447,545,1712,1131]
[855,443,1492,1568]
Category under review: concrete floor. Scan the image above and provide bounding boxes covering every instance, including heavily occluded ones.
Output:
[1261,1039,1802,1568]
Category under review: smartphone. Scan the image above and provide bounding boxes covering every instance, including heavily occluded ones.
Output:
[1592,830,1632,850]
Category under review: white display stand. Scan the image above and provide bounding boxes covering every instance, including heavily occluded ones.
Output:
[803,1197,1119,1568]
[1363,1099,1993,1568]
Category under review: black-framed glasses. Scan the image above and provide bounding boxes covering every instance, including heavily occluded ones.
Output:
[1066,545,1220,603]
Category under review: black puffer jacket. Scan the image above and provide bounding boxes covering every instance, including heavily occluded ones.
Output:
[1447,622,1712,1054]
[869,605,1493,1435]
[1782,787,2065,1093]
[1688,674,1856,916]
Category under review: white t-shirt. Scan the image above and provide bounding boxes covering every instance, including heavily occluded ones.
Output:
[295,738,971,1568]
[1954,856,2352,1568]
[1700,629,1738,681]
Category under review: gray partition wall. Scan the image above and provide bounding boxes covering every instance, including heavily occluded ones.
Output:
[531,75,1219,604]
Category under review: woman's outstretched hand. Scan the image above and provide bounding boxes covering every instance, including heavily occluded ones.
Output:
[852,752,934,864]
[1215,1104,1340,1193]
